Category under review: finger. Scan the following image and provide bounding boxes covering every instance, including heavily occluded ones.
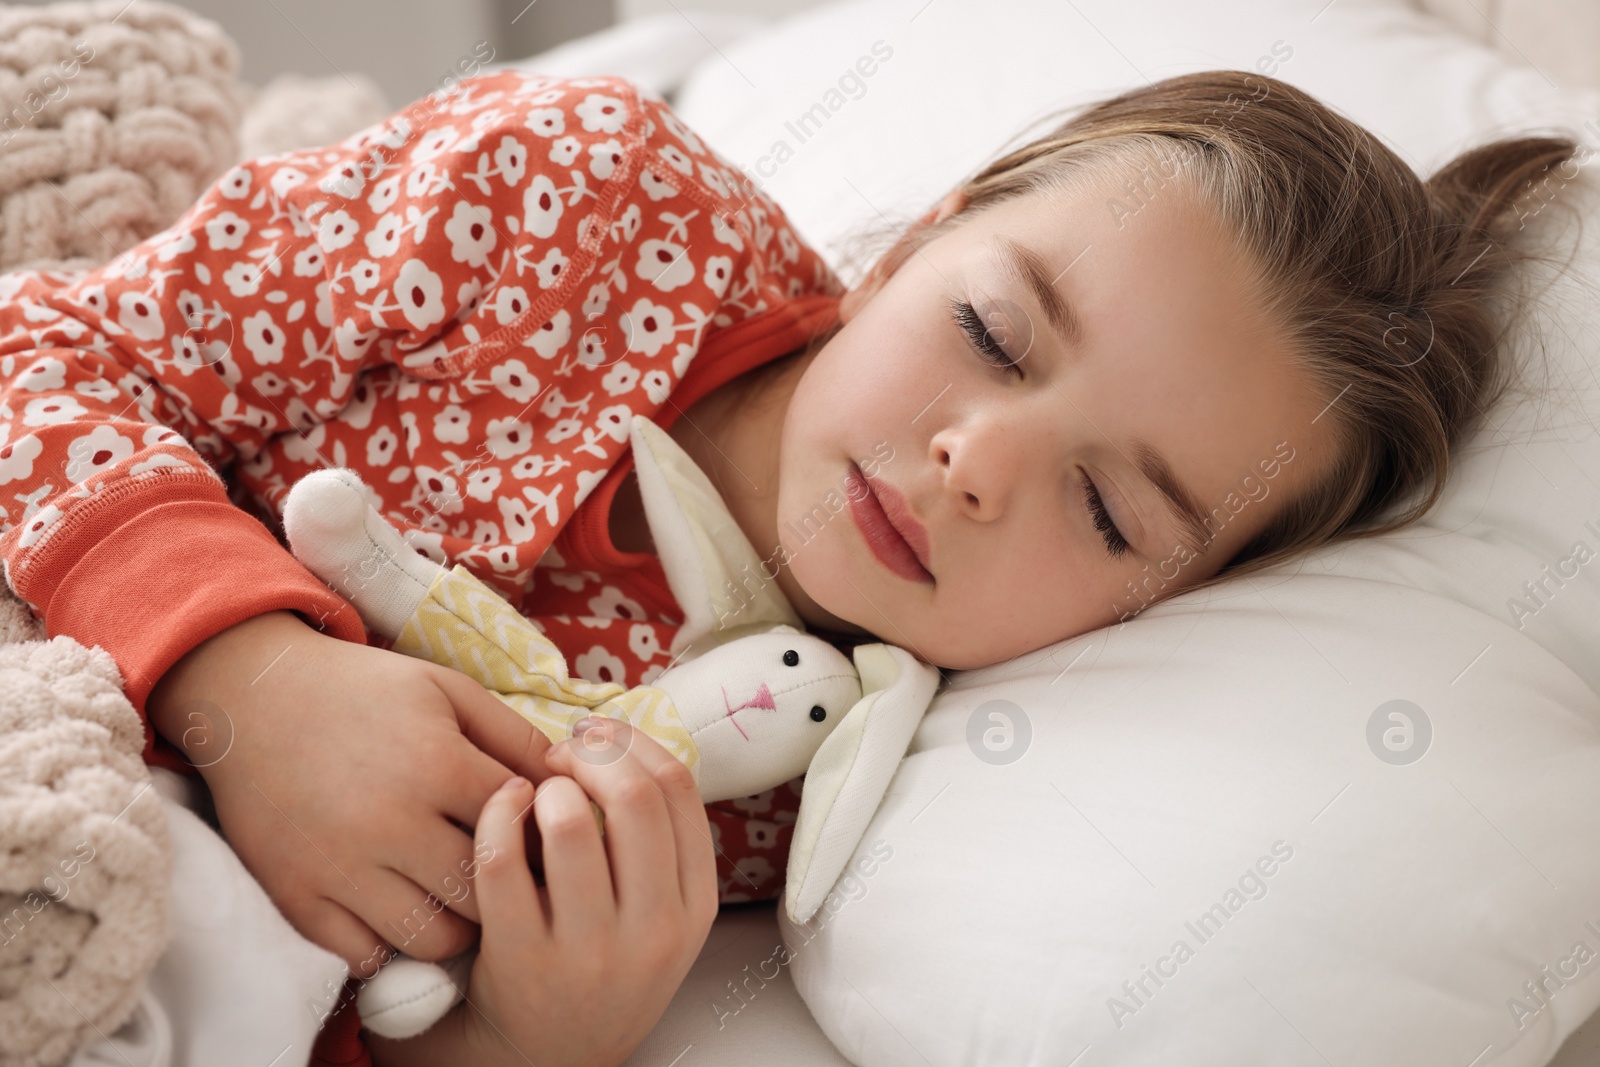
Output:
[544,721,683,925]
[358,865,481,963]
[431,667,560,785]
[386,815,487,925]
[473,775,549,948]
[552,719,712,912]
[533,774,617,943]
[302,895,395,976]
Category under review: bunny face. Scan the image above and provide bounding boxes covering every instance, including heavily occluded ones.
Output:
[652,625,863,803]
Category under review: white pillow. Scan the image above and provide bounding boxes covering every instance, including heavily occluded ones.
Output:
[673,1,1600,1063]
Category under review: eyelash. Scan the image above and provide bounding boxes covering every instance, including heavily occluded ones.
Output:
[948,297,1130,560]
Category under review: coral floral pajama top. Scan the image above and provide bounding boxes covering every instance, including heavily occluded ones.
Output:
[0,69,843,1059]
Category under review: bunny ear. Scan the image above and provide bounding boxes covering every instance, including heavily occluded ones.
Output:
[629,414,802,657]
[783,643,941,926]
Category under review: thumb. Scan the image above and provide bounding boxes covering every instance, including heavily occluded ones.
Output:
[431,667,558,786]
[472,776,546,945]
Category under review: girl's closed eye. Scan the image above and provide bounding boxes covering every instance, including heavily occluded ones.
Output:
[947,296,1131,560]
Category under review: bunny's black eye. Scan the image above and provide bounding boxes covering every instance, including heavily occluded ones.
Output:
[810,705,826,722]
[783,649,799,667]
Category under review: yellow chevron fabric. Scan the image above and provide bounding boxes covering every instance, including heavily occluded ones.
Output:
[392,564,701,779]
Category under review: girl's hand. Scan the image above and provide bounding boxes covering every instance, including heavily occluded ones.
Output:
[369,719,719,1067]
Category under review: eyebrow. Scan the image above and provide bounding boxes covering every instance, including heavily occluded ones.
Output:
[991,236,1083,351]
[991,237,1214,558]
[1128,436,1215,558]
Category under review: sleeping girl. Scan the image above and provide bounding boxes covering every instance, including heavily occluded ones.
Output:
[0,66,1573,1066]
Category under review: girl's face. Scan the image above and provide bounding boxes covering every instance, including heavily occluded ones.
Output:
[774,173,1336,670]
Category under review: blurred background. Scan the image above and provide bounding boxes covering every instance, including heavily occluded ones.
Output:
[2,0,832,106]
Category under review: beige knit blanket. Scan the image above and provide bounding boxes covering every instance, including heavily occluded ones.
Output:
[0,2,391,1064]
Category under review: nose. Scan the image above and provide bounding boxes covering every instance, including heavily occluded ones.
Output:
[930,415,1025,521]
[721,681,776,740]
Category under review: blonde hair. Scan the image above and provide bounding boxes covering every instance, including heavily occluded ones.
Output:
[814,69,1581,602]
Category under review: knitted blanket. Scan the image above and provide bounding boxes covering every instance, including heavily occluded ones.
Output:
[0,2,392,1063]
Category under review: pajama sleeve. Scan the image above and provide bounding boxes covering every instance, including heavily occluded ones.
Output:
[0,72,640,766]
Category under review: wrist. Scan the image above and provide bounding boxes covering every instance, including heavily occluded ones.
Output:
[147,609,318,771]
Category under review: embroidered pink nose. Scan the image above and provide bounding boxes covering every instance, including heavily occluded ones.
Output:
[721,681,776,741]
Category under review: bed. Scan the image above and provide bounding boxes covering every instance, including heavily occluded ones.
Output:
[40,0,1600,1064]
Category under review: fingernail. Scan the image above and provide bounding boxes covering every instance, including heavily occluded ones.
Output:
[573,716,603,735]
[501,776,529,794]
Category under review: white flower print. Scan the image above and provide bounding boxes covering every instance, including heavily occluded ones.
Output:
[444,201,497,267]
[641,368,671,404]
[489,358,540,403]
[492,135,527,185]
[577,329,606,369]
[620,297,674,357]
[522,175,563,238]
[593,404,631,443]
[16,357,66,392]
[639,169,678,201]
[394,259,446,331]
[745,821,779,850]
[204,211,249,251]
[710,211,744,251]
[367,174,401,213]
[405,162,439,199]
[548,136,580,167]
[545,417,580,444]
[269,166,307,198]
[628,623,662,662]
[734,855,776,888]
[581,283,609,319]
[587,139,623,181]
[730,791,774,816]
[466,465,501,502]
[411,125,459,162]
[23,395,86,426]
[280,422,327,466]
[660,109,705,155]
[697,162,731,199]
[575,645,627,686]
[318,209,358,251]
[526,309,571,360]
[129,452,194,476]
[241,311,286,364]
[116,291,164,341]
[155,231,196,263]
[601,361,638,396]
[525,107,564,137]
[510,453,554,479]
[471,518,500,544]
[74,377,119,404]
[413,465,464,515]
[485,415,534,458]
[703,254,733,297]
[433,404,470,444]
[636,239,692,291]
[365,212,404,259]
[293,243,324,278]
[483,543,522,574]
[575,93,626,134]
[656,144,693,176]
[334,318,376,361]
[252,371,287,397]
[532,247,568,290]
[366,424,399,466]
[497,494,538,544]
[63,424,133,482]
[218,166,252,199]
[224,262,264,300]
[349,259,382,295]
[17,504,63,549]
[0,433,42,484]
[491,285,530,325]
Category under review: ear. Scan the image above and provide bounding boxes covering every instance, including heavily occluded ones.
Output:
[629,414,803,658]
[840,188,968,324]
[783,643,941,926]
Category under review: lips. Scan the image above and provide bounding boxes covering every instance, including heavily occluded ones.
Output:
[846,463,933,583]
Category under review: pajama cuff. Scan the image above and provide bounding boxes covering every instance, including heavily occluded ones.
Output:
[14,478,370,771]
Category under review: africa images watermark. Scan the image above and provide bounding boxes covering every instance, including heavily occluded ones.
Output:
[709,838,893,1030]
[714,440,896,627]
[0,37,96,149]
[1107,839,1296,1030]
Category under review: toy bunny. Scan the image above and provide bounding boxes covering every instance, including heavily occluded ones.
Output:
[281,413,942,1040]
